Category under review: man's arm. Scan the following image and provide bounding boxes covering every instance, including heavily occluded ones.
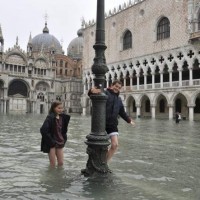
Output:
[119,100,135,126]
[88,87,101,96]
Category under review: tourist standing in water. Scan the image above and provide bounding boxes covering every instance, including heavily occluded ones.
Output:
[40,101,70,167]
[89,80,135,162]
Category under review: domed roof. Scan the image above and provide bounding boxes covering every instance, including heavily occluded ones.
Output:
[67,28,83,60]
[32,22,62,54]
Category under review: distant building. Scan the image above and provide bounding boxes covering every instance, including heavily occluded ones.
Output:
[0,22,83,114]
[81,0,200,121]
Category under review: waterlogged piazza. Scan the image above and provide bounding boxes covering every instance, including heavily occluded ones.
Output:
[0,113,200,200]
[1,0,200,199]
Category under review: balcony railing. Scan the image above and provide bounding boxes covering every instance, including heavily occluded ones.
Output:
[122,79,200,92]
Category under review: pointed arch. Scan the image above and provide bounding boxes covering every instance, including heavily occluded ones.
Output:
[139,94,151,118]
[126,95,137,117]
[170,92,189,118]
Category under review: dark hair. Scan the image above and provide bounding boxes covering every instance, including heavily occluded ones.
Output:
[49,101,62,114]
[112,80,123,86]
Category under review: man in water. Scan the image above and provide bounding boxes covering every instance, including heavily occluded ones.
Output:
[89,80,135,161]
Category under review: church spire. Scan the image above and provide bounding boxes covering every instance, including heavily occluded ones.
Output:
[43,13,49,33]
[28,32,32,44]
[0,25,4,53]
[27,32,33,55]
[0,24,4,44]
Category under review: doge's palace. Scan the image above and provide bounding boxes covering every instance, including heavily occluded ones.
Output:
[81,0,200,121]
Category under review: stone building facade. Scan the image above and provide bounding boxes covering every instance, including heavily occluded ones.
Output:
[0,22,83,114]
[81,0,200,121]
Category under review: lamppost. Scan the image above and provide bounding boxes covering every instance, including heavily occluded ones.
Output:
[82,0,110,176]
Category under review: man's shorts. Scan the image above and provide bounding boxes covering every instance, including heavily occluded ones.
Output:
[108,132,119,138]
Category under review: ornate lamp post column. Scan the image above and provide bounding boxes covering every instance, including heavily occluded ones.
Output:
[82,0,110,176]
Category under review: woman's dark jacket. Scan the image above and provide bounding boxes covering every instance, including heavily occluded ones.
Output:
[88,88,131,134]
[40,113,70,153]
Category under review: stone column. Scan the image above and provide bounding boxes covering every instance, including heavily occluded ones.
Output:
[168,105,174,119]
[83,83,86,94]
[92,78,95,87]
[189,67,193,86]
[34,100,37,113]
[130,75,133,90]
[106,79,109,88]
[136,105,141,118]
[151,105,156,119]
[152,73,155,89]
[188,105,194,121]
[179,69,182,87]
[123,78,126,91]
[169,70,172,87]
[87,81,90,91]
[136,75,139,90]
[3,88,7,113]
[81,94,88,116]
[160,72,163,88]
[4,99,7,113]
[144,73,147,90]
[0,100,2,112]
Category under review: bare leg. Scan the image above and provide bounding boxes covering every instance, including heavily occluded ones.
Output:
[48,147,56,167]
[56,148,64,166]
[107,135,118,162]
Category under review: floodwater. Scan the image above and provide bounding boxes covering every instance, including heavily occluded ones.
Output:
[0,114,200,200]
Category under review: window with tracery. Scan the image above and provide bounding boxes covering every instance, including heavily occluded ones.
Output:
[157,17,170,40]
[37,92,45,102]
[123,30,132,50]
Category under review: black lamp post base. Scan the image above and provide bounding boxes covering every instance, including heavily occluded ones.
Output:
[81,145,112,176]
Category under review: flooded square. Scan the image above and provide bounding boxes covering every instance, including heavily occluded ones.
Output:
[0,114,200,199]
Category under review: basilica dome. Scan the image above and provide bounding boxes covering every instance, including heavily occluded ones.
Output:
[32,23,62,54]
[67,28,83,60]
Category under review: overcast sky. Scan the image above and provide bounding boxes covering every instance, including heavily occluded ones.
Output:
[0,0,128,53]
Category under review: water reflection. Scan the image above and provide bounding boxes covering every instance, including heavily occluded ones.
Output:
[0,114,200,199]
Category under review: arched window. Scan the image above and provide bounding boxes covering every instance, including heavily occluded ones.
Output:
[123,30,132,50]
[8,80,28,97]
[157,17,170,40]
[60,60,63,67]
